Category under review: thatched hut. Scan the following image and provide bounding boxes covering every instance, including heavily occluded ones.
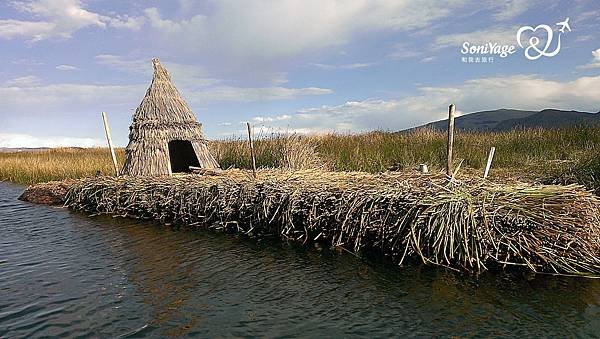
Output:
[122,58,219,176]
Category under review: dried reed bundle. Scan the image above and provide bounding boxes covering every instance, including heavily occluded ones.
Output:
[64,169,600,277]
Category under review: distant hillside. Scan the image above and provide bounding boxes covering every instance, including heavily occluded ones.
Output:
[0,147,50,153]
[495,109,600,130]
[410,109,600,132]
[0,147,85,153]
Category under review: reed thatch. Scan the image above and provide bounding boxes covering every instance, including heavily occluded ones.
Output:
[65,169,600,277]
[121,58,219,176]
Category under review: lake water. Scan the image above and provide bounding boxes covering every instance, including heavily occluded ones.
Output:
[1,182,600,337]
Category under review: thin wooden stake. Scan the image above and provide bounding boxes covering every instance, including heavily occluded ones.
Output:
[246,122,257,179]
[483,146,496,179]
[446,104,456,177]
[101,112,120,176]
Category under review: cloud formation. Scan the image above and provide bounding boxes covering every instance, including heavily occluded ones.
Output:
[4,75,42,87]
[186,86,332,104]
[55,64,78,71]
[578,48,600,69]
[244,74,600,134]
[492,0,535,21]
[143,0,470,60]
[434,27,518,49]
[94,54,332,103]
[0,133,103,148]
[0,0,144,41]
[309,62,375,70]
[0,82,143,113]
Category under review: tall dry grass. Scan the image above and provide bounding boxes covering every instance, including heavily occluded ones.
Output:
[210,133,325,170]
[0,148,125,185]
[1,126,599,187]
[213,126,600,177]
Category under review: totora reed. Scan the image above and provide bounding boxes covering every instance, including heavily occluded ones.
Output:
[122,58,219,176]
[62,169,600,277]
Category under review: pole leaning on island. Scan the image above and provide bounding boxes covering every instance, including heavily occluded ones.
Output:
[446,104,456,177]
[101,112,120,176]
[483,146,496,179]
[246,122,257,179]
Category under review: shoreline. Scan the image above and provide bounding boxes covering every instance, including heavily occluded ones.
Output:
[21,169,600,277]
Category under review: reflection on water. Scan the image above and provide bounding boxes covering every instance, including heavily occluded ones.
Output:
[1,182,599,337]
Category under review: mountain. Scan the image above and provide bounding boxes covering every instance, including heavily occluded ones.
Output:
[495,109,600,130]
[0,147,50,153]
[410,109,600,132]
[0,147,85,153]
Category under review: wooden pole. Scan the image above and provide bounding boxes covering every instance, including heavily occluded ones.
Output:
[246,122,257,179]
[446,104,456,176]
[483,146,496,179]
[101,112,120,176]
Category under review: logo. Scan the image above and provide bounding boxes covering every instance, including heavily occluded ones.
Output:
[461,18,571,63]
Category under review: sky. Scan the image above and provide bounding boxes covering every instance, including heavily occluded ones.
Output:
[0,0,599,147]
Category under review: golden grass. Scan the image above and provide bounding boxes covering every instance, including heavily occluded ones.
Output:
[0,148,125,185]
[2,126,599,187]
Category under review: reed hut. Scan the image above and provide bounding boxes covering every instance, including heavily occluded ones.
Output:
[122,58,219,176]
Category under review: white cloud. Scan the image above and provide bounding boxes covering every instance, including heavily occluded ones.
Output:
[0,81,144,147]
[94,54,219,88]
[94,54,332,103]
[0,0,144,41]
[11,58,44,66]
[310,62,375,70]
[576,35,594,43]
[252,114,292,123]
[4,75,42,87]
[0,82,143,112]
[143,0,469,60]
[94,54,148,73]
[574,9,600,25]
[241,74,600,134]
[55,64,78,71]
[270,72,289,85]
[106,15,145,30]
[0,77,330,135]
[0,19,55,40]
[492,0,534,21]
[187,86,332,104]
[434,27,517,49]
[0,133,103,148]
[96,53,293,87]
[578,48,600,69]
[387,43,422,60]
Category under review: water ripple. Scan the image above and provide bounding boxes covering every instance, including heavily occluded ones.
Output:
[1,182,600,337]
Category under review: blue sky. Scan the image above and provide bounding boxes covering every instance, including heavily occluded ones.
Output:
[0,0,599,147]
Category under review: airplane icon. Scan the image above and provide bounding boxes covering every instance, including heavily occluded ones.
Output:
[557,17,571,33]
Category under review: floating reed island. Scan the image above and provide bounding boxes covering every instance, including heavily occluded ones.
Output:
[18,58,599,278]
[62,169,600,277]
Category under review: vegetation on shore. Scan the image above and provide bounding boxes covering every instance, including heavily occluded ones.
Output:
[11,126,600,277]
[64,170,600,277]
[1,126,599,190]
[0,148,125,184]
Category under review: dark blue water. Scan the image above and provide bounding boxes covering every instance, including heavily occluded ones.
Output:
[1,182,600,337]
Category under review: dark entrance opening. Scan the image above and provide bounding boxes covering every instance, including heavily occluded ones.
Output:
[168,140,200,173]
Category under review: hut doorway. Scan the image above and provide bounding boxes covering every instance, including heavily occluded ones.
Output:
[168,140,200,173]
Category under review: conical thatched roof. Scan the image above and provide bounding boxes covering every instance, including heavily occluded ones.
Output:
[121,58,219,176]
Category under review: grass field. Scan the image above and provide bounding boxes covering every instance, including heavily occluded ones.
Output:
[2,126,599,191]
[0,148,125,184]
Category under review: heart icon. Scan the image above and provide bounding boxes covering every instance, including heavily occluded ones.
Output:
[516,24,561,60]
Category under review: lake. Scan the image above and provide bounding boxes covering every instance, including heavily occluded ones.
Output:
[1,182,599,337]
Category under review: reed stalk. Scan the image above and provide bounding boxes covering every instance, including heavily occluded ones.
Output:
[64,169,600,277]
